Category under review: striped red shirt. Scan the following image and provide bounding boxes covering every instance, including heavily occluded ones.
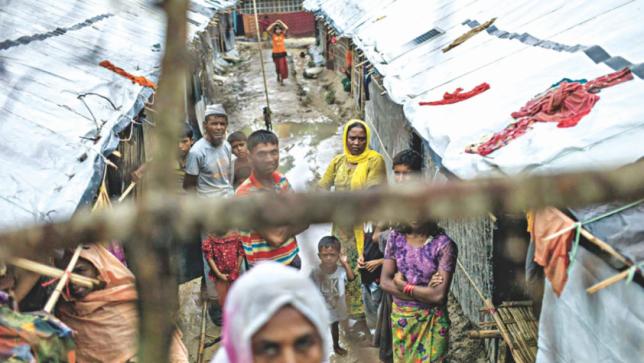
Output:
[235,172,299,265]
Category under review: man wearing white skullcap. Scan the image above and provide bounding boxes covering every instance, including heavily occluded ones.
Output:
[184,104,238,322]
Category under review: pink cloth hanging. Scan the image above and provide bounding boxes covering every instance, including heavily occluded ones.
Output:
[419,83,490,106]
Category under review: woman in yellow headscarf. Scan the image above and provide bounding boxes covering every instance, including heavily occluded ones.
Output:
[319,119,386,319]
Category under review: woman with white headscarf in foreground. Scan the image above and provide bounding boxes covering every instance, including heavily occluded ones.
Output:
[212,262,331,363]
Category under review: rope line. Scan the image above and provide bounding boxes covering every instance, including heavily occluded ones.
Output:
[364,118,393,162]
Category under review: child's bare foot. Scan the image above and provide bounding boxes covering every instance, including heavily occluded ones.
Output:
[333,346,348,356]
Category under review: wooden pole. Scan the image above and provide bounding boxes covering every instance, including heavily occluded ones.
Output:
[129,0,189,362]
[196,300,208,363]
[456,259,524,363]
[118,181,137,203]
[1,160,644,257]
[9,257,101,289]
[251,0,271,115]
[43,245,83,313]
[586,269,632,294]
[578,227,630,266]
[469,329,502,339]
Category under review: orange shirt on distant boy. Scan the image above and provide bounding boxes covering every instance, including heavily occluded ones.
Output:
[272,33,286,54]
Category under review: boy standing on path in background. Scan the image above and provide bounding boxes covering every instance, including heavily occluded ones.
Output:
[310,236,356,356]
[227,131,252,188]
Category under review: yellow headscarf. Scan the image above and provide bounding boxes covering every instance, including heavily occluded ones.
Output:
[343,119,381,255]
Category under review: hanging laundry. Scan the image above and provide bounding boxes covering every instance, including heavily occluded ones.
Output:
[466,68,633,156]
[530,208,576,296]
[442,18,496,53]
[419,82,490,106]
[99,60,157,89]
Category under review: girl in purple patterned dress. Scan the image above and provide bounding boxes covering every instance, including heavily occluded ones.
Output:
[381,221,457,362]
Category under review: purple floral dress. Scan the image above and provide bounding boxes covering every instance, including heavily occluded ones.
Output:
[384,230,457,362]
[384,230,457,308]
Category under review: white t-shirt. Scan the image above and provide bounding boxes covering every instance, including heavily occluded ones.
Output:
[310,265,348,323]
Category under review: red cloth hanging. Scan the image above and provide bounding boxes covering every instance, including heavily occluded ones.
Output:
[531,208,576,297]
[99,60,157,89]
[419,82,490,106]
[466,68,633,156]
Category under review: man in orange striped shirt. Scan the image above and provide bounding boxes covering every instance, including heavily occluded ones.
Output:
[235,130,308,268]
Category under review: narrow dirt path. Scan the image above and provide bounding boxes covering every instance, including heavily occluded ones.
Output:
[179,39,486,363]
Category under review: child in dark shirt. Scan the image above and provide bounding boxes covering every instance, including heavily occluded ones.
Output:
[228,131,252,189]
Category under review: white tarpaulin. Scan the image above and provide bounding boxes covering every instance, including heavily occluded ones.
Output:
[309,0,644,179]
[0,0,234,230]
[538,248,644,363]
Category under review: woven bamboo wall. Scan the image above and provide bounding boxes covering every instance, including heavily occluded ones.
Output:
[364,82,414,169]
[441,216,495,323]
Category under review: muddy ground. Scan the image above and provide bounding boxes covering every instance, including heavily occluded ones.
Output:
[178,39,486,363]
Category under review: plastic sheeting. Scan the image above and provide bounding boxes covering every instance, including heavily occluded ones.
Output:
[0,0,234,230]
[537,248,644,363]
[308,0,644,179]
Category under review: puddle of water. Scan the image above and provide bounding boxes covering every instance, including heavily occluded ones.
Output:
[274,120,339,146]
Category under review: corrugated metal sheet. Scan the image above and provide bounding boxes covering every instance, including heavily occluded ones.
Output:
[0,0,235,230]
[307,0,644,180]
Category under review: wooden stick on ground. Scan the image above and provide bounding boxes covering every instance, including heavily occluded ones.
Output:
[9,257,101,289]
[43,245,83,313]
[196,300,208,363]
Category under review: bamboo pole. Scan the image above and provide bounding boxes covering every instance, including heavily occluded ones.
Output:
[456,260,524,363]
[478,321,498,328]
[196,300,208,363]
[354,59,369,68]
[469,329,502,339]
[578,227,630,266]
[43,245,83,313]
[586,269,632,294]
[539,210,631,267]
[504,307,533,361]
[1,160,644,257]
[499,301,533,307]
[251,0,271,115]
[543,223,578,241]
[118,181,137,203]
[129,0,189,362]
[9,257,101,289]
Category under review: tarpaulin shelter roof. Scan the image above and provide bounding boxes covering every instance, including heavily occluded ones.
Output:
[306,0,644,180]
[189,0,238,30]
[0,0,235,230]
